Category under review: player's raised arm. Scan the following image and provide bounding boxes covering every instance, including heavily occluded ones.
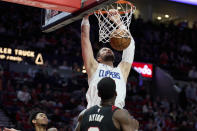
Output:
[118,35,135,81]
[81,16,98,79]
[108,9,135,82]
[113,109,139,131]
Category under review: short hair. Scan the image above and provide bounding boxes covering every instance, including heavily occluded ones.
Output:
[28,108,46,126]
[97,77,116,100]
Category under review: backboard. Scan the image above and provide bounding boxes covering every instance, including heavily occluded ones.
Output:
[41,0,117,33]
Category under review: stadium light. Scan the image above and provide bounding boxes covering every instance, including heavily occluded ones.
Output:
[82,66,86,73]
[157,16,162,20]
[169,0,197,6]
[165,14,170,18]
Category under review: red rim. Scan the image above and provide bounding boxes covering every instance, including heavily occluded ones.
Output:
[93,0,135,15]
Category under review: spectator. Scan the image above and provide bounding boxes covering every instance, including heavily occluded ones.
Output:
[59,61,71,70]
[180,43,192,53]
[17,86,31,103]
[186,82,197,101]
[188,66,197,79]
[160,51,168,66]
[160,97,170,110]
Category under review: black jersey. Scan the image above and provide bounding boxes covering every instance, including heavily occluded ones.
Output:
[80,105,121,131]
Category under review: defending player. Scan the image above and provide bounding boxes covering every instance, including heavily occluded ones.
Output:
[75,77,139,131]
[81,10,135,108]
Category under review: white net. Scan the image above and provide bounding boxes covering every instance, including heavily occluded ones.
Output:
[94,0,135,43]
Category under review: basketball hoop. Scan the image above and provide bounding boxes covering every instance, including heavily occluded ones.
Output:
[93,0,136,43]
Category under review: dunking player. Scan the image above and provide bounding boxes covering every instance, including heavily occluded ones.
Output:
[3,109,57,131]
[75,77,139,131]
[81,11,135,108]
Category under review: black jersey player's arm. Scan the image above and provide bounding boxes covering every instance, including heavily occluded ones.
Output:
[113,109,139,131]
[75,112,83,131]
[75,109,86,131]
[75,116,82,131]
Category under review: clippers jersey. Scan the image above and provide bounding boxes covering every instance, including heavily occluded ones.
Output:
[86,63,126,109]
[80,105,120,131]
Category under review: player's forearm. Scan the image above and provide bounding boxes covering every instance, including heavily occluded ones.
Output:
[115,17,135,64]
[81,27,94,63]
[81,39,94,64]
[122,37,135,64]
[81,25,90,39]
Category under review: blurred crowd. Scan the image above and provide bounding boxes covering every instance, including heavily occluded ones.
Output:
[0,1,197,131]
[131,18,197,80]
[0,68,197,130]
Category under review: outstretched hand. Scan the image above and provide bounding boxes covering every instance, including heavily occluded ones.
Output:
[108,9,121,25]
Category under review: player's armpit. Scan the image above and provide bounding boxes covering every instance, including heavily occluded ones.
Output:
[113,109,139,131]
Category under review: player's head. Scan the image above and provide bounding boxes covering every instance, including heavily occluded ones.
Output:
[97,77,117,102]
[29,109,48,127]
[96,47,115,63]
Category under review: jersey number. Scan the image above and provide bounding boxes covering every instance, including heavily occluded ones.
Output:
[88,127,99,131]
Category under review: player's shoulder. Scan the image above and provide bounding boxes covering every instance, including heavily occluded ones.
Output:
[113,108,130,120]
[78,109,87,121]
[79,105,99,118]
[78,107,94,121]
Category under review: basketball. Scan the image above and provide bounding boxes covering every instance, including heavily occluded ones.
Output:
[110,29,131,51]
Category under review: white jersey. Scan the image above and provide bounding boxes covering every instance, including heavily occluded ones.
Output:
[86,63,126,109]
